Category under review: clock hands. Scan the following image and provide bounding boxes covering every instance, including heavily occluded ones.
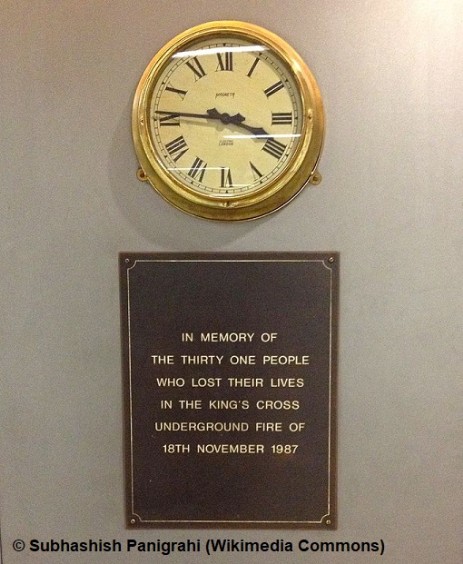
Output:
[205,108,269,136]
[155,108,269,137]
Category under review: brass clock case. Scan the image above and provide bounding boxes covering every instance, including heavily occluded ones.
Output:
[132,21,324,221]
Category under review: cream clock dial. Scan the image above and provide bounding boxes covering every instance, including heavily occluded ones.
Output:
[132,21,324,220]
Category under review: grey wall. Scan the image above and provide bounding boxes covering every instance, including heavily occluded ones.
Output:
[1,1,461,563]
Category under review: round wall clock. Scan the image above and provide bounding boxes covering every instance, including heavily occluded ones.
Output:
[132,21,324,221]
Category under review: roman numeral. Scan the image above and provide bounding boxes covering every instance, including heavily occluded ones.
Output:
[247,57,260,77]
[165,135,188,161]
[262,137,287,160]
[271,112,292,125]
[250,161,263,180]
[188,157,207,182]
[186,57,206,80]
[159,113,180,127]
[264,81,284,97]
[165,84,188,99]
[220,167,233,188]
[216,52,233,71]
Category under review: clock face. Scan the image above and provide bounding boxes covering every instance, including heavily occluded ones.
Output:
[133,22,324,220]
[149,36,303,197]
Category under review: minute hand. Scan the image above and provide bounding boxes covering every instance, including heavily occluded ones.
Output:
[156,110,218,120]
[155,108,244,123]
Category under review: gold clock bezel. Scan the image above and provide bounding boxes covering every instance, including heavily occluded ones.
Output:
[132,20,324,221]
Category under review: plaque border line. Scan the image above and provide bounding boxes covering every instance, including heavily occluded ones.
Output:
[120,253,338,529]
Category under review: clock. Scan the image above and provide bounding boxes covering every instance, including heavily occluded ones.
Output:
[132,21,324,221]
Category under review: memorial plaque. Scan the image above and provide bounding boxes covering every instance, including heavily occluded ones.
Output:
[119,253,338,528]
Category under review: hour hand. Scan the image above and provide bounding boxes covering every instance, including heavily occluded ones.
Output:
[236,123,269,137]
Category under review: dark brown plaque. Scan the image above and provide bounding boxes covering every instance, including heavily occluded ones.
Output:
[119,253,338,528]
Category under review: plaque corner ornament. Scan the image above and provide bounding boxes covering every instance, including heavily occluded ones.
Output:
[132,21,325,220]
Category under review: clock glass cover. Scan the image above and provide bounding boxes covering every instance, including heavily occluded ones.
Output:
[132,21,324,220]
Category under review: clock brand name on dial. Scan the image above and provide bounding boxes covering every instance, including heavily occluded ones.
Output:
[215,92,236,99]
